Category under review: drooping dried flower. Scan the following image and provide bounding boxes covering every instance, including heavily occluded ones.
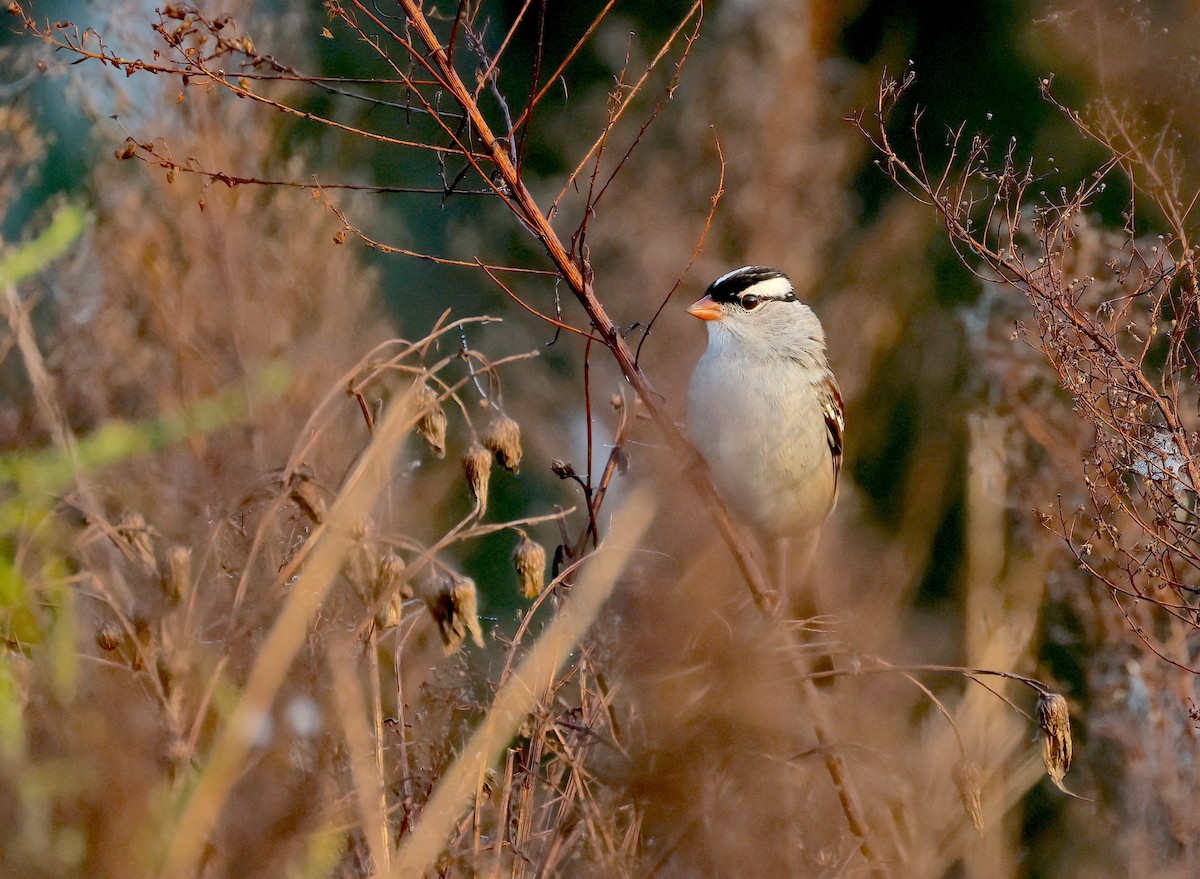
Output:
[415,383,447,458]
[425,571,484,654]
[512,532,547,599]
[953,759,984,833]
[1036,692,1072,791]
[483,412,522,473]
[463,442,493,513]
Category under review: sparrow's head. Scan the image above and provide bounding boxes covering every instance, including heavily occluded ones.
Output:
[689,266,825,361]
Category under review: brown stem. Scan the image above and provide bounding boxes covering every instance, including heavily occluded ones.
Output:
[394,0,773,613]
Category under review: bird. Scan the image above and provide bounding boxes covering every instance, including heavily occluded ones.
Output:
[686,266,843,616]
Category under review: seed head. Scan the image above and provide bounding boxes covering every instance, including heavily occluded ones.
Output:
[1036,692,1073,790]
[551,459,575,479]
[463,443,493,513]
[483,412,522,473]
[513,533,547,599]
[425,571,485,654]
[415,383,447,458]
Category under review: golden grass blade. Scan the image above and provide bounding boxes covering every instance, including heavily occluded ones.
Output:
[389,488,654,878]
[328,640,393,876]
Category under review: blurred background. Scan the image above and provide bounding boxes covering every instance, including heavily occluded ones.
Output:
[1,1,1197,877]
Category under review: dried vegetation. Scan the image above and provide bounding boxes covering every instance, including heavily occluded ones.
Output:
[0,1,1196,877]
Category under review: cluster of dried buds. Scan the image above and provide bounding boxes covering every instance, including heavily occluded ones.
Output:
[408,377,550,654]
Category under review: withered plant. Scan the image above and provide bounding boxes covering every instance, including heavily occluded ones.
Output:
[0,2,1127,877]
[851,5,1200,869]
[855,70,1199,678]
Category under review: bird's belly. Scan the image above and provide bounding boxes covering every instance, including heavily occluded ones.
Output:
[688,364,835,537]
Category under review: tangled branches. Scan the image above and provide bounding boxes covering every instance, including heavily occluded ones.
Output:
[854,69,1200,672]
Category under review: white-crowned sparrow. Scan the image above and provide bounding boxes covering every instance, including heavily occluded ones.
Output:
[686,266,843,611]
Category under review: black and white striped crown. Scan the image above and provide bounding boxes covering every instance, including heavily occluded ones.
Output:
[706,266,796,304]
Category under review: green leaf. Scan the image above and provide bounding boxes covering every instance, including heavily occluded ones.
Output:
[0,204,88,286]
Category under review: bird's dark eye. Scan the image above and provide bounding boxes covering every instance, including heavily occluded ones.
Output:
[740,294,761,311]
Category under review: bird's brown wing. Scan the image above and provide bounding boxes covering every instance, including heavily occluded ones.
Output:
[819,376,844,491]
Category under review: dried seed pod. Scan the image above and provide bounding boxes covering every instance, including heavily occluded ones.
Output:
[160,545,192,605]
[375,552,408,629]
[344,527,376,600]
[96,622,123,652]
[415,384,447,458]
[378,591,405,629]
[550,458,575,479]
[953,759,984,833]
[483,412,522,473]
[1036,692,1072,790]
[375,551,407,598]
[512,533,547,600]
[116,512,157,571]
[425,571,484,654]
[478,767,498,800]
[463,443,492,513]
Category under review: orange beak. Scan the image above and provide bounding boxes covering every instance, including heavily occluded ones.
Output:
[687,294,722,321]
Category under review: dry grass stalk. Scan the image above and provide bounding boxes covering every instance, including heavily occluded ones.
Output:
[328,640,393,876]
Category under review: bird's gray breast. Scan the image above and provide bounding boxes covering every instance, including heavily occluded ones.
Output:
[687,346,834,537]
